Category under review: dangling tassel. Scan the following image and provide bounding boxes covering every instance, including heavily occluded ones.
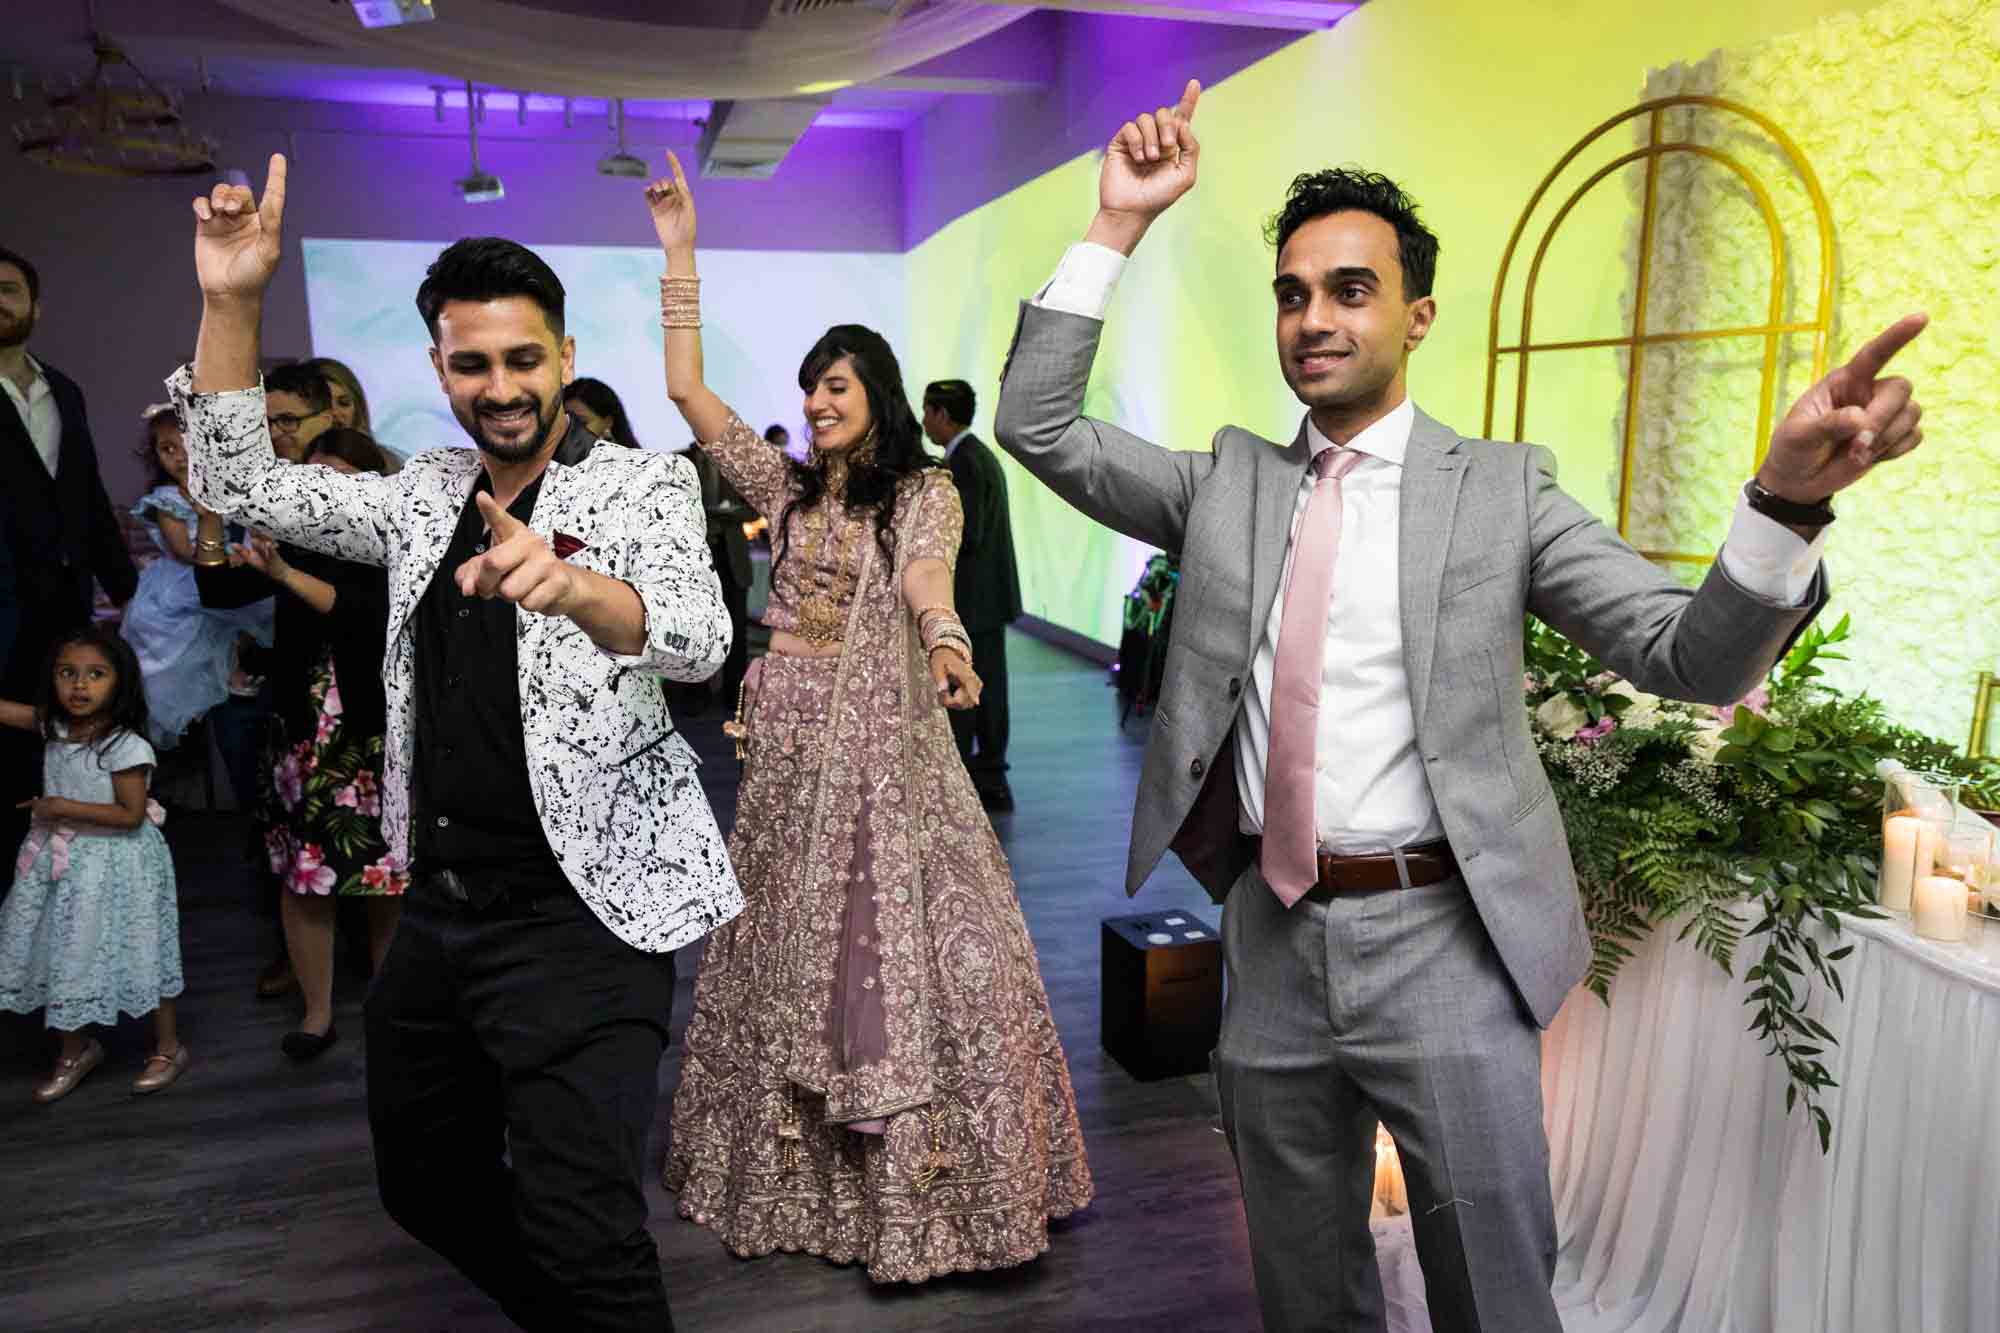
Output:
[775,1085,804,1171]
[722,677,751,761]
[912,1104,960,1195]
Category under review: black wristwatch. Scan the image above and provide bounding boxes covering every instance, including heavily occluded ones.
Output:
[1743,478,1835,528]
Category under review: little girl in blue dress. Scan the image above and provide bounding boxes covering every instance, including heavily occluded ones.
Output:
[0,625,187,1102]
[120,405,274,748]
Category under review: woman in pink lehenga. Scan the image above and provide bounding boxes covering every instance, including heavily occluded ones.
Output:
[643,156,1091,1283]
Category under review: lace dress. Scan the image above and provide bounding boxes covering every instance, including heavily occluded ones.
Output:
[664,416,1092,1282]
[0,725,182,1028]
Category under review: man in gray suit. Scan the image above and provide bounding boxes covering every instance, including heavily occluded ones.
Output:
[994,81,1926,1332]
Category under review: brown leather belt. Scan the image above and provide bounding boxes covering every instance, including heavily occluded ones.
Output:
[1249,837,1461,897]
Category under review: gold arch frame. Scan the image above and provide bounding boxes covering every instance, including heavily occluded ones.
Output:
[1483,95,1837,565]
[1971,671,1998,760]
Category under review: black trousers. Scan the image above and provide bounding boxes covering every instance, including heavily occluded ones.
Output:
[949,626,1011,787]
[714,541,749,700]
[365,875,678,1331]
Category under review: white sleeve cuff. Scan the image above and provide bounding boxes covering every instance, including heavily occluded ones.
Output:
[1032,242,1129,320]
[1717,491,1827,606]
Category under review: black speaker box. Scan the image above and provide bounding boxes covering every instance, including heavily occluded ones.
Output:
[1101,909,1222,1080]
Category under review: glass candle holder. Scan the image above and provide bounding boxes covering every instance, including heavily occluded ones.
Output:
[1942,820,1997,920]
[1880,772,1959,912]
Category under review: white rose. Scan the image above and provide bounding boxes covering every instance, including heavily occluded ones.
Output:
[1605,680,1663,729]
[1535,695,1589,741]
[1686,721,1727,765]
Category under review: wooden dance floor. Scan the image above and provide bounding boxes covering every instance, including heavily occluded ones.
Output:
[0,633,1260,1331]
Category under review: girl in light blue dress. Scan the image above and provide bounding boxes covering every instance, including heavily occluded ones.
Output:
[0,625,187,1102]
[119,406,274,749]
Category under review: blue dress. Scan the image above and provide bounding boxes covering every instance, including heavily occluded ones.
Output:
[0,726,183,1028]
[119,486,275,749]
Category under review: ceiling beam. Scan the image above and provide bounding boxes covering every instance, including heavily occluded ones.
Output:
[969,0,1357,31]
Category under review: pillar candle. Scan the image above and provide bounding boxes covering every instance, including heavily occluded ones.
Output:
[1912,874,1969,942]
[1881,814,1939,911]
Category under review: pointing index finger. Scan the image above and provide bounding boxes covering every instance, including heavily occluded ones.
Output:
[260,153,288,233]
[1844,312,1927,382]
[475,490,526,538]
[1176,78,1202,122]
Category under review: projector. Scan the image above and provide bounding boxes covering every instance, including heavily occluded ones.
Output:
[597,149,649,178]
[351,0,437,28]
[455,169,504,203]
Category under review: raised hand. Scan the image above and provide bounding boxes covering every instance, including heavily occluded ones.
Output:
[1759,313,1927,502]
[644,151,697,254]
[192,153,288,301]
[1089,80,1202,254]
[456,492,576,617]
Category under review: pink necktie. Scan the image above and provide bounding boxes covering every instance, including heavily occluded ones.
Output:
[1261,446,1361,907]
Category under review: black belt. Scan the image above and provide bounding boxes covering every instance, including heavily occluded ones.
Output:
[1248,837,1461,896]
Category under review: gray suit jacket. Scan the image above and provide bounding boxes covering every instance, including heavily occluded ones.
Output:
[993,303,1826,1026]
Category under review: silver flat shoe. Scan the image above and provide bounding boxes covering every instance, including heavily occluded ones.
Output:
[34,1039,105,1103]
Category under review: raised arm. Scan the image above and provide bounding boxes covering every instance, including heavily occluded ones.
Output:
[991,81,1214,554]
[644,154,792,521]
[179,155,390,567]
[1530,314,1927,705]
[0,699,35,732]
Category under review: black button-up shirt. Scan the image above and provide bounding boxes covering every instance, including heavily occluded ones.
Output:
[408,417,597,898]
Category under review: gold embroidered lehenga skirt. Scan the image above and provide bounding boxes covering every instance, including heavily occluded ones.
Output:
[664,652,1093,1282]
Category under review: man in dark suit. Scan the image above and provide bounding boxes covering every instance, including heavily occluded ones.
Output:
[0,246,140,849]
[923,379,1023,812]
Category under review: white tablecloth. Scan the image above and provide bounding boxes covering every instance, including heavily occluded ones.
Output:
[1536,909,2000,1332]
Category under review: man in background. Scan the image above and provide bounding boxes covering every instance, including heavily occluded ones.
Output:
[0,245,140,852]
[923,379,1022,813]
[261,362,335,462]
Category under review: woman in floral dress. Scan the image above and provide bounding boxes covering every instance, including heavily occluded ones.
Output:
[237,428,405,1059]
[644,156,1091,1285]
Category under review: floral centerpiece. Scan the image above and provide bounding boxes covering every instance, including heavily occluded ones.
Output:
[1525,614,2000,1149]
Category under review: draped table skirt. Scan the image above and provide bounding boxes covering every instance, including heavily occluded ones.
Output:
[1521,908,2000,1333]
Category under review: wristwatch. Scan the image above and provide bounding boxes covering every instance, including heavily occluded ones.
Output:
[1743,478,1834,528]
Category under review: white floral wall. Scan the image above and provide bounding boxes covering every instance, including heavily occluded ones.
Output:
[1621,0,2000,747]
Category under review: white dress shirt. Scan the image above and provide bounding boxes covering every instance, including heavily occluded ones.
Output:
[943,427,973,461]
[1034,242,1825,851]
[1,355,61,477]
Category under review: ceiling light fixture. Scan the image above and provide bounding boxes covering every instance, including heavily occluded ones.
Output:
[453,78,503,202]
[596,97,647,179]
[13,26,217,177]
[350,0,437,30]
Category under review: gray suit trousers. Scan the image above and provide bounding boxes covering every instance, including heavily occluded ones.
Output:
[1214,868,1560,1333]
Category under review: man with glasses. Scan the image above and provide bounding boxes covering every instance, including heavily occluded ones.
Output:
[262,362,334,461]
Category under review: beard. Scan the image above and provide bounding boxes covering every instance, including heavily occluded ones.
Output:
[456,389,559,463]
[0,307,32,349]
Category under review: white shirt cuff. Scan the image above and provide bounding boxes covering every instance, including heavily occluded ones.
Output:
[1717,491,1826,606]
[1033,242,1128,320]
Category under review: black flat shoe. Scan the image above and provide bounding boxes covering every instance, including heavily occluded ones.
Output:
[281,1027,339,1061]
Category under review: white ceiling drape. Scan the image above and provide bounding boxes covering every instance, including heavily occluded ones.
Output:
[210,1,1030,100]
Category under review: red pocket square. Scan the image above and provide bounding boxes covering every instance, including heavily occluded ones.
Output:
[552,532,587,560]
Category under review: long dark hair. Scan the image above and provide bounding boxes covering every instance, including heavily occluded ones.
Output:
[38,625,148,759]
[135,406,180,489]
[776,325,927,576]
[563,377,641,448]
[305,427,392,476]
